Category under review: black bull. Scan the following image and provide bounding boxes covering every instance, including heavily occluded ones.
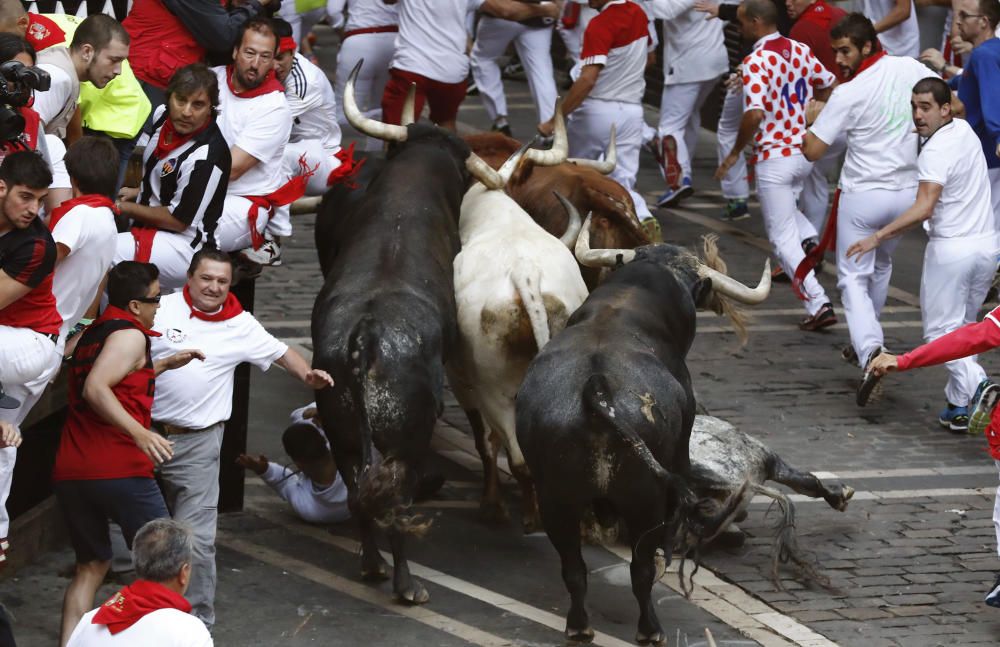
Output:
[311,125,470,604]
[515,245,748,645]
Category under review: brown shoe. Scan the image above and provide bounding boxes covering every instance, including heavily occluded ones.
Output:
[799,302,837,331]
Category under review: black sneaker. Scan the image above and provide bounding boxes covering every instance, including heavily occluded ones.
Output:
[0,382,19,410]
[799,302,837,332]
[771,264,790,283]
[491,119,512,138]
[986,573,1000,607]
[841,344,859,365]
[969,379,1000,435]
[802,237,824,273]
[857,347,884,407]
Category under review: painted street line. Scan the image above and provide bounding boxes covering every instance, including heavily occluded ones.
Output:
[217,533,516,647]
[811,465,998,480]
[243,509,638,647]
[697,320,923,334]
[754,486,995,506]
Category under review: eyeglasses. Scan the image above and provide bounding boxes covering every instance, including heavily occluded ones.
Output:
[958,11,985,20]
[133,294,162,304]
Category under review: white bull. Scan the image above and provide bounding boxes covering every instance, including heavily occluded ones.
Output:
[448,183,588,533]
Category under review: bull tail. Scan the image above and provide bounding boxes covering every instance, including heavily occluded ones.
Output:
[512,267,550,350]
[752,483,830,590]
[347,315,379,473]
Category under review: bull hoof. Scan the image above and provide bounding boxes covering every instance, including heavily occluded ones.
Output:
[396,581,430,605]
[834,485,855,512]
[361,557,391,582]
[636,631,665,646]
[479,499,510,525]
[522,512,544,535]
[565,626,595,643]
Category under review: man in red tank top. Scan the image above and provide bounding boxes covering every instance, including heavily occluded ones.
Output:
[52,261,205,646]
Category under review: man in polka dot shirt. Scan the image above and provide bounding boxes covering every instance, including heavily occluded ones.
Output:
[716,0,837,331]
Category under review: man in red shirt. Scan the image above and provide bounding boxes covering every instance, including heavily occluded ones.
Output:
[52,261,203,645]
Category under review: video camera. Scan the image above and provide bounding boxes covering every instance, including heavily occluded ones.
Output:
[0,60,50,141]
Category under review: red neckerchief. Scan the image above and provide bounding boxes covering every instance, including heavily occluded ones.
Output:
[92,580,191,635]
[850,49,886,80]
[25,13,65,51]
[225,65,284,98]
[183,284,244,321]
[97,305,162,338]
[153,116,210,160]
[242,156,316,249]
[796,0,837,30]
[48,194,118,231]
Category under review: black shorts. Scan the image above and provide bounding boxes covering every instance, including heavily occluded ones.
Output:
[53,477,169,564]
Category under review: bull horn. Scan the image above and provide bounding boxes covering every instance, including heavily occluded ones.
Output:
[400,83,417,126]
[697,259,771,305]
[344,60,408,142]
[574,213,636,267]
[466,140,530,190]
[553,192,582,249]
[523,102,568,166]
[567,125,616,174]
[705,629,718,647]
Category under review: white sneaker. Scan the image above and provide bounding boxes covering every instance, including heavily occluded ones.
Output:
[239,239,282,267]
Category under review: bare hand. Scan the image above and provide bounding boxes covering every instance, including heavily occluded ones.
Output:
[236,453,268,475]
[117,186,139,203]
[0,422,21,449]
[163,349,206,371]
[951,35,973,57]
[539,0,562,19]
[714,153,738,181]
[805,99,826,126]
[304,369,334,389]
[845,234,879,260]
[919,48,945,71]
[693,0,720,17]
[995,142,1000,159]
[537,119,555,138]
[136,429,174,465]
[723,72,740,92]
[868,352,898,377]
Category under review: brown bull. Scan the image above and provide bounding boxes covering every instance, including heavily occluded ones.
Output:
[465,132,651,288]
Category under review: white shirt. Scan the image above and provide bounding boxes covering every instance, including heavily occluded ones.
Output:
[150,291,288,428]
[861,0,919,58]
[50,203,117,342]
[645,0,727,85]
[286,53,342,152]
[260,462,350,523]
[212,66,292,196]
[34,54,77,137]
[919,119,997,240]
[66,608,213,647]
[742,32,835,163]
[390,0,485,84]
[580,0,650,103]
[810,55,935,192]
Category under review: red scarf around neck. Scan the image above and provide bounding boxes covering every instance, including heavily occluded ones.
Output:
[225,65,284,98]
[48,194,117,231]
[183,284,244,321]
[92,580,190,635]
[851,49,886,80]
[154,117,211,160]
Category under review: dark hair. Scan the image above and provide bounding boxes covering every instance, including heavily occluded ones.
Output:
[235,17,278,54]
[830,13,880,54]
[132,519,194,583]
[271,17,293,40]
[64,136,118,198]
[0,150,52,190]
[107,261,159,309]
[743,0,778,26]
[187,247,234,276]
[913,77,952,107]
[981,0,1000,29]
[166,63,220,111]
[70,14,129,53]
[282,423,329,463]
[0,33,34,64]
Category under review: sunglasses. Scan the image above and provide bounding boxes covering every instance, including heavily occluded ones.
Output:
[133,294,162,304]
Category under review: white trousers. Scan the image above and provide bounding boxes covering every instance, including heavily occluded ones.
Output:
[990,167,1000,232]
[658,79,716,180]
[114,230,197,292]
[335,32,395,151]
[799,142,843,235]
[214,196,289,252]
[284,140,343,196]
[920,233,998,406]
[471,17,557,124]
[555,7,597,65]
[716,83,749,200]
[567,99,653,221]
[837,188,915,365]
[277,2,326,47]
[0,326,59,538]
[756,154,829,314]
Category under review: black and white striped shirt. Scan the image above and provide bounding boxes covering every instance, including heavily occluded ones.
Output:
[138,108,232,248]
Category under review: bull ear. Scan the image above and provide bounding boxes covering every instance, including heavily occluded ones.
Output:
[692,277,713,307]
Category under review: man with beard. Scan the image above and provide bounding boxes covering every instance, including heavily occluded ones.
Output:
[115,64,231,291]
[33,15,129,139]
[846,78,998,430]
[211,18,294,266]
[803,13,936,402]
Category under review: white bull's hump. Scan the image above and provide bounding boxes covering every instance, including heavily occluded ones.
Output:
[690,415,772,488]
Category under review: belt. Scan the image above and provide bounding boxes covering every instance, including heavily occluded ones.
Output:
[343,25,398,39]
[155,421,216,436]
[43,332,58,344]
